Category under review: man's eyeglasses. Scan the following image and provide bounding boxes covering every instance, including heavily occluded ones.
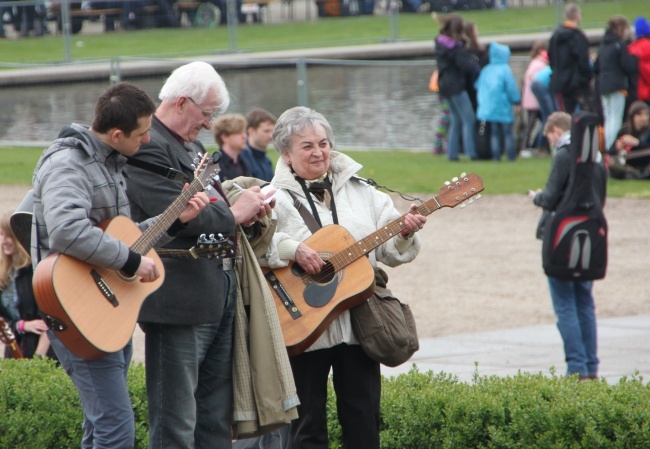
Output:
[187,97,217,124]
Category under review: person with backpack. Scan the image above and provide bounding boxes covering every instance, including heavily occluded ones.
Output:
[528,111,607,381]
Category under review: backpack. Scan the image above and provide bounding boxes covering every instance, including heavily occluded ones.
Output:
[542,111,608,281]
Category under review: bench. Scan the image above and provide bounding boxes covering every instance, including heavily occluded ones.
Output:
[174,0,275,26]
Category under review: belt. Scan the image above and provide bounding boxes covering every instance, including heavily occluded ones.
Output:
[218,258,234,271]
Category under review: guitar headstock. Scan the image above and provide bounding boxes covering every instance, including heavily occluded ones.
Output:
[0,317,17,345]
[195,233,235,259]
[193,152,221,189]
[437,173,484,208]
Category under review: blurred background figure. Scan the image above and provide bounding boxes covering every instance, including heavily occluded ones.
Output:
[521,40,550,154]
[0,210,54,359]
[595,15,638,150]
[607,101,650,179]
[241,107,277,182]
[629,16,650,107]
[475,42,521,161]
[213,113,251,181]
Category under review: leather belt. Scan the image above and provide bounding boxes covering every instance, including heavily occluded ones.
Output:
[219,258,234,271]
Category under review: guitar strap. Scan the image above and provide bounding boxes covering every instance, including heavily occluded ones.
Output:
[287,190,321,235]
[125,157,188,182]
[295,175,338,228]
[289,175,370,234]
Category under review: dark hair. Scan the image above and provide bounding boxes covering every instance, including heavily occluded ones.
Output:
[439,14,464,41]
[246,107,277,130]
[607,15,629,39]
[463,21,483,54]
[627,101,650,131]
[92,83,156,136]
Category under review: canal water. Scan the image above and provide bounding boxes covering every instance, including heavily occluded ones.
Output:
[0,57,529,150]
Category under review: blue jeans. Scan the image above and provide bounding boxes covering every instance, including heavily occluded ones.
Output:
[490,121,516,161]
[547,277,599,377]
[49,331,135,449]
[601,91,626,149]
[531,80,555,148]
[143,270,237,449]
[446,91,477,160]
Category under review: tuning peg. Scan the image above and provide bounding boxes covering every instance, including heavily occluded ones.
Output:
[468,199,474,204]
[460,202,467,208]
[476,194,482,200]
[460,172,467,178]
[452,177,458,183]
[445,181,451,186]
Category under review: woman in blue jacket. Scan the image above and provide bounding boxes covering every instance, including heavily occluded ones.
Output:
[475,42,521,161]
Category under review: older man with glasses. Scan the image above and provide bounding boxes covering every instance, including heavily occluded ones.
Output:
[124,61,272,449]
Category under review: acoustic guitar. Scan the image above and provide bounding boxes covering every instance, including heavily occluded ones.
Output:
[32,154,220,360]
[0,317,24,359]
[265,173,484,356]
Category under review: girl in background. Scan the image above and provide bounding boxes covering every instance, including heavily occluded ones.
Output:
[0,210,54,359]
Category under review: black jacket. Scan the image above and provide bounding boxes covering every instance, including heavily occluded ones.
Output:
[548,24,593,94]
[435,35,479,98]
[125,119,236,325]
[595,29,638,96]
[0,266,55,359]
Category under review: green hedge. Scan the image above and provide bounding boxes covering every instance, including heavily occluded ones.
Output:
[2,360,649,448]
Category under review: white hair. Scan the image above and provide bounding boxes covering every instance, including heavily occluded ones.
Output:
[159,61,230,112]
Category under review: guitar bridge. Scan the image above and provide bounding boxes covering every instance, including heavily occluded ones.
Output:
[265,271,302,320]
[90,269,119,308]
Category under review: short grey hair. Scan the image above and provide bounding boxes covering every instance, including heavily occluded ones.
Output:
[565,4,581,22]
[159,61,230,113]
[272,106,335,155]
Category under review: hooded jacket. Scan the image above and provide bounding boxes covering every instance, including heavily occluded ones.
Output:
[522,52,549,110]
[435,35,479,97]
[475,43,521,124]
[548,22,593,94]
[31,124,164,273]
[595,29,638,96]
[629,37,650,101]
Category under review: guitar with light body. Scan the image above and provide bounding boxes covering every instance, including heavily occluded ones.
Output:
[265,173,484,356]
[32,154,220,360]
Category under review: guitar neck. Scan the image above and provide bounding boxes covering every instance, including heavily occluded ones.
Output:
[328,196,443,271]
[624,147,650,161]
[130,177,204,256]
[156,248,196,259]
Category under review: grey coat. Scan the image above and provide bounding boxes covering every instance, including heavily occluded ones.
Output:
[32,124,160,269]
[125,118,236,325]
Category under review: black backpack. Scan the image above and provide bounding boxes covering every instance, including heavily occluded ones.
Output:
[542,111,608,281]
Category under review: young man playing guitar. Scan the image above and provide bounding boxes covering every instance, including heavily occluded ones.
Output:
[31,83,209,449]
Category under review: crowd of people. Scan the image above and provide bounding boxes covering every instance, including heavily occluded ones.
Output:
[433,6,650,177]
[2,5,650,449]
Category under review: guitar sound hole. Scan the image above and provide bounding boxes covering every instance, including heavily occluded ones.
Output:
[311,262,335,284]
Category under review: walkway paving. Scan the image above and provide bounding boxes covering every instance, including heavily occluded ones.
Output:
[382,314,650,384]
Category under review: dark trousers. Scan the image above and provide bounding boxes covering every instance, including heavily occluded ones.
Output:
[289,344,380,449]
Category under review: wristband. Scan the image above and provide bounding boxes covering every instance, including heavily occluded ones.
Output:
[18,320,25,334]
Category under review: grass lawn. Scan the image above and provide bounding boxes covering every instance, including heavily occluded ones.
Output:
[0,0,647,63]
[3,146,649,198]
